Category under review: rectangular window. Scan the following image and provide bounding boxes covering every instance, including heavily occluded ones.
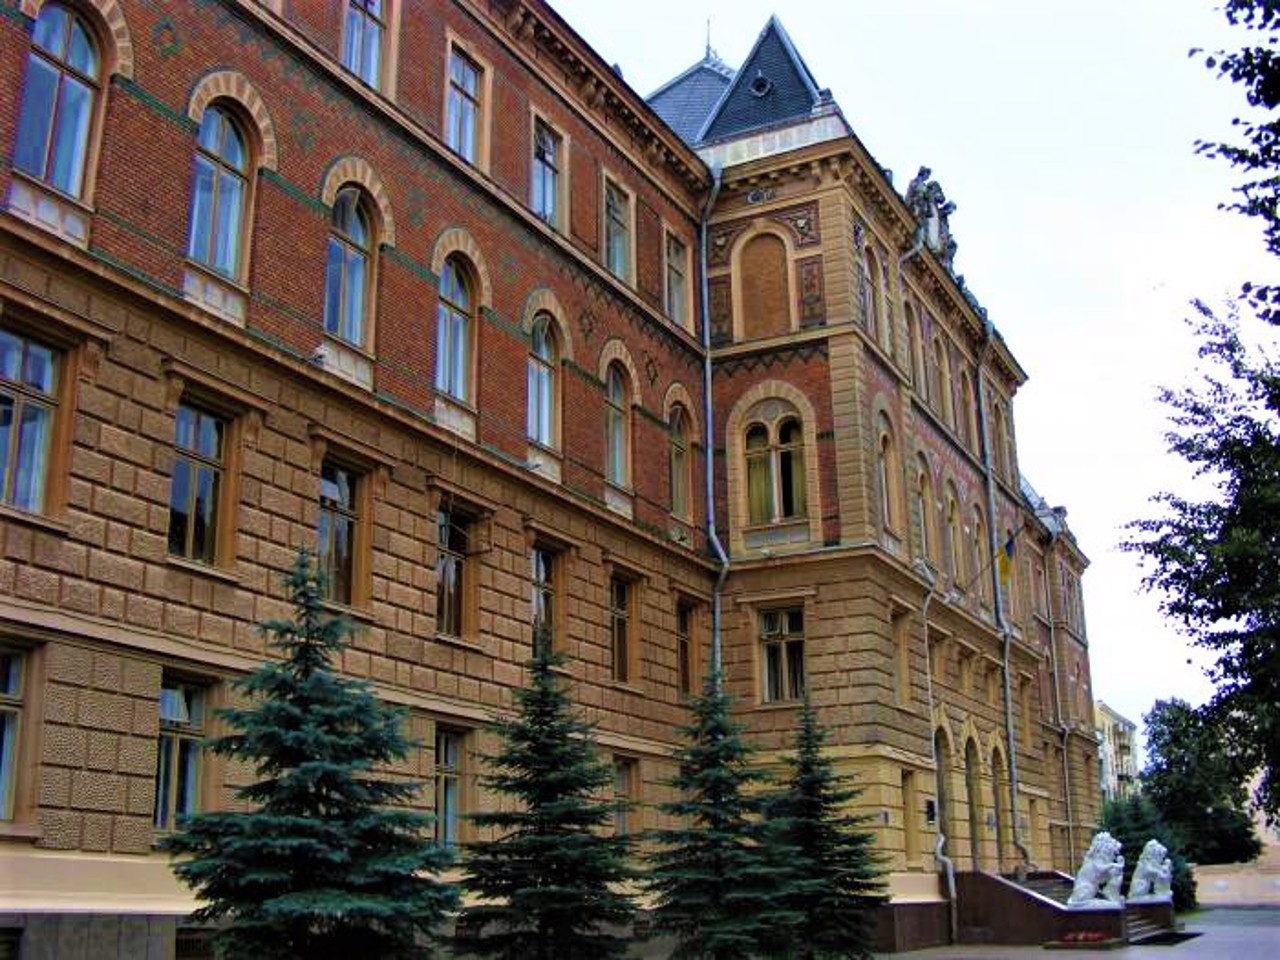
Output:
[609,576,630,683]
[676,602,694,695]
[434,727,464,847]
[664,233,688,327]
[604,179,632,282]
[0,652,24,821]
[0,329,58,514]
[436,509,469,640]
[318,460,360,606]
[531,120,561,227]
[446,49,481,164]
[154,680,204,830]
[760,608,805,703]
[612,756,636,836]
[531,545,556,650]
[341,0,385,89]
[167,403,225,565]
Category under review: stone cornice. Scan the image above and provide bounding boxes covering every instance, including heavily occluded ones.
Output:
[486,0,711,196]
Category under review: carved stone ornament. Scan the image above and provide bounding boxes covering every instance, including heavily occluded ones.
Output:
[1067,831,1126,908]
[1127,839,1173,902]
[904,165,958,271]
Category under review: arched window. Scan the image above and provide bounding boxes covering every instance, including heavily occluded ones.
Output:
[945,484,963,587]
[905,303,922,386]
[933,335,953,426]
[958,370,976,450]
[527,313,557,448]
[341,0,385,89]
[605,362,631,487]
[13,3,99,199]
[972,505,991,607]
[323,186,373,347]
[876,413,900,533]
[436,255,473,402]
[862,246,881,343]
[669,404,691,520]
[740,234,790,340]
[186,105,249,279]
[913,455,934,564]
[745,410,806,526]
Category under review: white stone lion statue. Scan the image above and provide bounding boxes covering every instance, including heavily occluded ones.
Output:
[1128,839,1173,900]
[1067,831,1126,907]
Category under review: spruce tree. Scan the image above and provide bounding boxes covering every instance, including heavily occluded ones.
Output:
[454,630,636,959]
[164,550,458,960]
[764,699,886,960]
[646,670,796,960]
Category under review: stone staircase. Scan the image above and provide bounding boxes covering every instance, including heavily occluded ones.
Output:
[1009,871,1074,905]
[1124,903,1175,944]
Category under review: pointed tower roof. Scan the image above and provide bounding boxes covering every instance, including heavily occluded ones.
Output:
[696,16,823,145]
[647,49,735,146]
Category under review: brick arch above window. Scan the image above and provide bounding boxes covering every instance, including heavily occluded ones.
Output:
[723,378,823,554]
[186,71,278,172]
[521,288,573,362]
[431,227,491,305]
[320,155,394,245]
[22,0,134,78]
[596,339,640,405]
[663,382,700,443]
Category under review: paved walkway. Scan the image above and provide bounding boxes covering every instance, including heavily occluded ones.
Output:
[873,908,1280,959]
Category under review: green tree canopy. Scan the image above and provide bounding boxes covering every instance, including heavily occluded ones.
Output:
[164,550,458,960]
[1140,697,1262,865]
[453,632,636,959]
[1124,305,1280,825]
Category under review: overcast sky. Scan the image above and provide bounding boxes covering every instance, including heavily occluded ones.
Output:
[549,0,1276,760]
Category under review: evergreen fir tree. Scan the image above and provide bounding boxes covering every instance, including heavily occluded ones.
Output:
[646,670,796,959]
[454,630,636,959]
[164,550,458,960]
[764,699,887,959]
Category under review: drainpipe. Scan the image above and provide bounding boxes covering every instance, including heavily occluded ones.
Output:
[975,321,1034,874]
[915,561,958,944]
[1043,526,1076,866]
[699,166,728,678]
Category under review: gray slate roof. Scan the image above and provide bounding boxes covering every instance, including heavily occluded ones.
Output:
[647,53,734,146]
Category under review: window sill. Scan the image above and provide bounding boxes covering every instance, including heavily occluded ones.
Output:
[435,394,477,442]
[320,599,376,625]
[604,680,644,695]
[0,504,70,537]
[317,335,374,390]
[603,483,633,520]
[7,173,92,247]
[750,699,804,712]
[524,442,562,483]
[165,555,240,585]
[182,262,248,326]
[0,821,42,844]
[434,633,484,653]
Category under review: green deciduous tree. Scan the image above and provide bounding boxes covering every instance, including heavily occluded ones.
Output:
[454,631,637,960]
[1100,794,1197,913]
[1140,697,1262,865]
[646,671,796,960]
[763,699,886,960]
[1123,303,1280,826]
[164,550,458,960]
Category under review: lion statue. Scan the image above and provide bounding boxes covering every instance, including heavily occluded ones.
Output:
[1128,839,1173,900]
[1067,831,1126,907]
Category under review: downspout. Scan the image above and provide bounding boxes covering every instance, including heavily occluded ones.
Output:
[1044,527,1076,866]
[916,563,958,944]
[976,321,1034,874]
[699,166,728,677]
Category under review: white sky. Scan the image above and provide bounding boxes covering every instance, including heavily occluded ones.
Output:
[549,0,1277,763]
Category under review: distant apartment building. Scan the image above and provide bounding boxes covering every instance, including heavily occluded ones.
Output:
[1095,700,1139,802]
